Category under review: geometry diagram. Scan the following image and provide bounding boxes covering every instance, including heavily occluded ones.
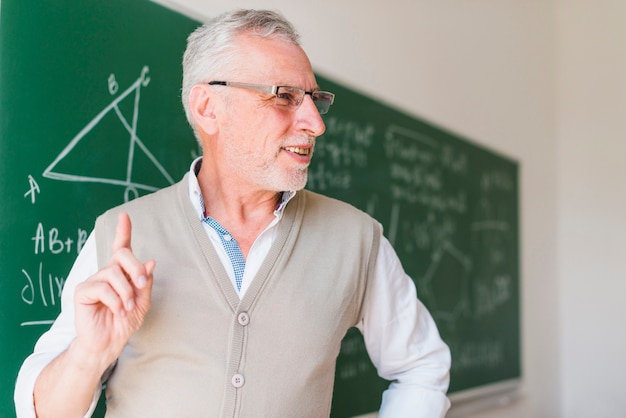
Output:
[418,241,472,330]
[42,66,174,201]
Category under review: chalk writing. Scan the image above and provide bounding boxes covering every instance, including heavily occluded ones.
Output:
[42,66,173,202]
[31,222,88,255]
[307,162,352,191]
[384,125,468,214]
[441,144,468,175]
[385,124,438,154]
[20,262,66,308]
[23,175,41,204]
[481,170,514,192]
[474,275,513,318]
[309,117,375,191]
[108,73,119,95]
[389,185,467,212]
[315,117,373,168]
[418,241,472,327]
[323,116,375,149]
[452,340,505,371]
[20,176,88,325]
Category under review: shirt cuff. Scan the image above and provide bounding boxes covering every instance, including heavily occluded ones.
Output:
[14,352,102,418]
[378,383,451,418]
[14,353,56,418]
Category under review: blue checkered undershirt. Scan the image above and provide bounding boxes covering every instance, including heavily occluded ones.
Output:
[196,178,292,292]
[202,216,246,290]
[198,196,245,290]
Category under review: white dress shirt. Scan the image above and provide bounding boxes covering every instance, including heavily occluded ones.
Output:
[15,158,450,418]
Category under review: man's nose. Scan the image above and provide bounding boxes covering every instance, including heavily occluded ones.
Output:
[296,95,326,137]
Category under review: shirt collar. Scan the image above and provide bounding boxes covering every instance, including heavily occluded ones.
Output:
[188,157,297,221]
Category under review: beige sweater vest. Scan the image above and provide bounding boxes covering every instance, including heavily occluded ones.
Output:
[95,174,381,418]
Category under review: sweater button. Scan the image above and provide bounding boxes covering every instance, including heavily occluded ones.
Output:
[238,312,250,326]
[232,373,245,388]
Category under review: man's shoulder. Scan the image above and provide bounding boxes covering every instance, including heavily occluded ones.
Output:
[104,175,186,216]
[298,189,378,226]
[96,175,187,231]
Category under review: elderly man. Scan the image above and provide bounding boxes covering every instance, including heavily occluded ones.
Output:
[15,9,450,418]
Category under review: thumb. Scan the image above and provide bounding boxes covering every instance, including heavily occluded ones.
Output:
[112,212,132,252]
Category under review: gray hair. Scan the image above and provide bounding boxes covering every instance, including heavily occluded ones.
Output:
[181,9,301,130]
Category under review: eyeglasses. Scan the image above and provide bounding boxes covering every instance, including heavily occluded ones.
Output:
[208,81,335,115]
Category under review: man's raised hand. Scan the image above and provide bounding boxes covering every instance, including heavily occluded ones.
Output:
[73,212,156,368]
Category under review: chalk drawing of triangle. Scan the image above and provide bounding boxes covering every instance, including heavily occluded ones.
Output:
[43,67,174,194]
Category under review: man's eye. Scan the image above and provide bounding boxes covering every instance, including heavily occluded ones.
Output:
[276,92,297,106]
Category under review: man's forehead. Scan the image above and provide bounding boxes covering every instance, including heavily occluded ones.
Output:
[229,33,316,87]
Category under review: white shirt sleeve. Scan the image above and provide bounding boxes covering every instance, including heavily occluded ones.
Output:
[14,232,102,418]
[357,234,451,418]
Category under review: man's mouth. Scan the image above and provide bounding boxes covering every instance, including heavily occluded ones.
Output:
[284,146,311,156]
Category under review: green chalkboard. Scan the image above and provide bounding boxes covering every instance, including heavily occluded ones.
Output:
[0,1,199,416]
[1,1,520,417]
[315,76,521,416]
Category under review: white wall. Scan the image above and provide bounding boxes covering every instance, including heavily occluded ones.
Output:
[153,0,623,416]
[556,1,626,417]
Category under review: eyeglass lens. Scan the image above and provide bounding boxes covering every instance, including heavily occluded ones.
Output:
[275,86,333,115]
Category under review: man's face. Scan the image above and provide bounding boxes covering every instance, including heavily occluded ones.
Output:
[214,34,327,192]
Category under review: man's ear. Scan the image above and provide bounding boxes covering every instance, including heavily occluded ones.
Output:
[189,84,219,135]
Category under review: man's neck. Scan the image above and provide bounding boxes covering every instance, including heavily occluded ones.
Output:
[196,162,281,258]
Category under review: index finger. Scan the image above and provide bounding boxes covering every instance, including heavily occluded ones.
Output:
[112,212,132,252]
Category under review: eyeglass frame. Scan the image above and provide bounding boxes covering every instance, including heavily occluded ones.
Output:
[207,81,335,115]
